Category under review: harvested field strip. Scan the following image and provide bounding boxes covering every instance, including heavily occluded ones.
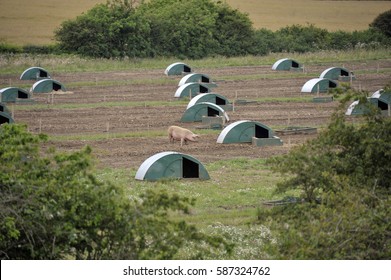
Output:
[49,128,218,142]
[14,100,188,111]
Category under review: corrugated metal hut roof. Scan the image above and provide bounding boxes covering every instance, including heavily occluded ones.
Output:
[178,73,212,86]
[31,79,66,93]
[174,82,215,98]
[301,78,338,93]
[165,62,192,76]
[135,151,210,181]
[181,102,229,122]
[217,120,275,144]
[20,67,51,80]
[0,87,30,102]
[186,93,229,109]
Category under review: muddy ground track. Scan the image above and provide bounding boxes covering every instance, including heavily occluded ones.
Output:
[7,60,391,169]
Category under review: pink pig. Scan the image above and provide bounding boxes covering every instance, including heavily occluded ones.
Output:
[168,125,199,146]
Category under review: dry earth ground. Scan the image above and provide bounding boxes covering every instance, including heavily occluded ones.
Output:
[3,59,391,170]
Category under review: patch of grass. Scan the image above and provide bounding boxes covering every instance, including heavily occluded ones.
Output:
[1,49,390,76]
[96,157,296,259]
[97,158,286,226]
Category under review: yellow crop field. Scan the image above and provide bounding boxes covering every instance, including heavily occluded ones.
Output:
[0,0,390,46]
[226,0,391,31]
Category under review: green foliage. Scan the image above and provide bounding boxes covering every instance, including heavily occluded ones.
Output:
[263,88,391,259]
[139,0,219,59]
[54,0,259,59]
[370,9,391,37]
[0,124,230,259]
[133,0,257,59]
[55,1,152,58]
[274,24,329,53]
[0,41,22,53]
[212,3,256,57]
[53,1,390,59]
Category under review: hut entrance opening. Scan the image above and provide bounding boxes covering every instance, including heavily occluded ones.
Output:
[292,61,299,68]
[1,115,9,124]
[378,100,388,110]
[328,81,337,89]
[207,107,219,117]
[200,85,209,93]
[341,69,349,77]
[53,83,61,91]
[183,66,191,73]
[216,96,226,105]
[39,70,48,78]
[201,76,210,83]
[18,90,29,99]
[255,124,269,138]
[182,158,199,178]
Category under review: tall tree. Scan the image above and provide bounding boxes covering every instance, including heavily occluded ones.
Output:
[370,9,391,37]
[55,1,152,58]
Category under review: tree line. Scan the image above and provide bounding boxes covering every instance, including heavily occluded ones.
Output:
[1,0,390,58]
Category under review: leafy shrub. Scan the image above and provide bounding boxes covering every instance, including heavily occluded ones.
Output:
[55,0,257,59]
[274,24,329,53]
[370,9,391,37]
[0,42,22,53]
[55,2,153,58]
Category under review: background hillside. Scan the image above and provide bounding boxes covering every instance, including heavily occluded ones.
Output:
[0,0,390,45]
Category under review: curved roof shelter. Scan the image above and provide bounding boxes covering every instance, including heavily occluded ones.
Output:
[374,89,391,104]
[0,103,11,114]
[272,58,302,71]
[0,111,14,125]
[301,78,338,93]
[174,82,216,98]
[0,87,30,102]
[135,151,210,181]
[346,89,391,116]
[345,100,370,116]
[369,89,391,111]
[165,62,192,76]
[31,79,66,93]
[181,102,229,122]
[319,67,355,81]
[20,67,51,80]
[186,93,230,109]
[178,73,212,86]
[217,120,276,144]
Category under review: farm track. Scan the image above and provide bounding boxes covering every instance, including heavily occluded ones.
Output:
[4,60,391,169]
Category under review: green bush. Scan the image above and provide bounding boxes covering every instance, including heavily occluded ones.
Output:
[0,42,22,53]
[55,0,257,59]
[55,2,153,58]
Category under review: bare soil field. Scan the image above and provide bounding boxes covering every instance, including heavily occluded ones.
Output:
[5,59,391,170]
